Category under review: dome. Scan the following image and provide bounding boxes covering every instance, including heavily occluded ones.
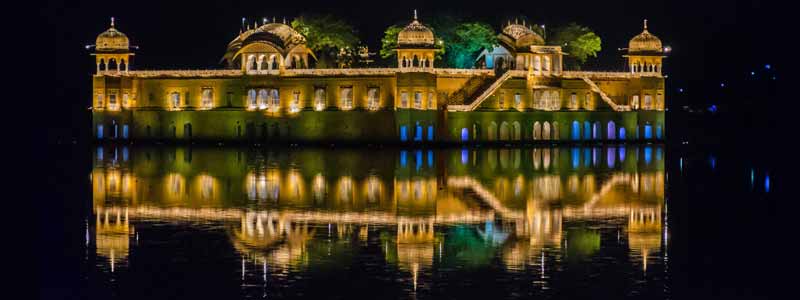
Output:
[397,14,435,49]
[628,20,662,54]
[225,22,307,57]
[500,23,545,49]
[95,18,130,52]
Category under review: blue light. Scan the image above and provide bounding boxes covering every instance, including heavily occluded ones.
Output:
[709,156,716,170]
[750,71,755,76]
[679,157,683,172]
[764,174,770,193]
[400,150,407,167]
[461,149,468,165]
[765,64,771,69]
[708,105,718,113]
[678,88,684,93]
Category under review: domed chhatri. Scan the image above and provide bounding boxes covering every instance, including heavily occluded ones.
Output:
[500,22,545,49]
[96,17,130,52]
[628,19,662,54]
[223,19,314,70]
[397,10,435,48]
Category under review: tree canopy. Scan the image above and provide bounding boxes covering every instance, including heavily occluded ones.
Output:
[291,14,360,68]
[548,23,602,69]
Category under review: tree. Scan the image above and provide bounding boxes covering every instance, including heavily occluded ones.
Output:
[548,23,602,69]
[379,25,404,59]
[442,22,497,68]
[291,14,360,68]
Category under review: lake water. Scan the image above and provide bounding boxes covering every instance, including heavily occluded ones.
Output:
[43,136,780,299]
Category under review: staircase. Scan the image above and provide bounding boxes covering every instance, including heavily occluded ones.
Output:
[447,71,514,111]
[581,77,630,111]
[446,75,493,105]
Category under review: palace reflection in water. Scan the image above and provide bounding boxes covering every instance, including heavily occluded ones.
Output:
[90,145,666,298]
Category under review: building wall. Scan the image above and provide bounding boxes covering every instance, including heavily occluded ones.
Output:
[92,72,665,143]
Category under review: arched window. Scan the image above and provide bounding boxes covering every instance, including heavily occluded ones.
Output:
[257,89,268,110]
[122,92,129,108]
[632,95,640,109]
[571,121,580,140]
[247,55,256,71]
[584,121,591,140]
[270,89,280,111]
[514,93,521,108]
[247,89,257,109]
[367,88,379,111]
[97,124,104,139]
[290,91,300,113]
[413,92,422,109]
[644,94,652,109]
[413,55,420,67]
[461,128,469,141]
[122,124,129,139]
[593,121,600,139]
[533,121,541,140]
[607,121,616,140]
[400,92,409,108]
[96,93,104,108]
[656,125,663,139]
[314,88,326,111]
[619,127,626,140]
[414,122,423,141]
[340,87,353,110]
[108,94,118,110]
[543,122,551,140]
[171,92,180,109]
[427,125,434,141]
[428,92,435,109]
[570,93,577,110]
[534,56,541,71]
[543,56,551,71]
[644,124,653,139]
[499,122,510,140]
[585,92,592,110]
[488,122,498,141]
[512,122,521,140]
[201,88,213,109]
[552,121,559,140]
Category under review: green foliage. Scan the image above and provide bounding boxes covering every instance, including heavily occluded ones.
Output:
[442,22,497,68]
[379,25,404,59]
[548,23,602,69]
[291,14,360,68]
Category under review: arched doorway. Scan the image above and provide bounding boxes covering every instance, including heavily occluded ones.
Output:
[607,121,616,140]
[584,121,591,140]
[593,121,600,139]
[643,124,653,139]
[400,126,408,141]
[533,122,542,140]
[461,128,469,141]
[552,122,559,140]
[571,121,580,140]
[499,122,510,140]
[512,122,521,141]
[488,122,498,141]
[619,127,626,140]
[184,123,192,140]
[543,122,551,140]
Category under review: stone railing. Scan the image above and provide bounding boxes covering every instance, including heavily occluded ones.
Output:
[98,69,243,78]
[562,71,662,79]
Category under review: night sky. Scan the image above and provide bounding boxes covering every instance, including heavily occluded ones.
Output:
[43,0,783,141]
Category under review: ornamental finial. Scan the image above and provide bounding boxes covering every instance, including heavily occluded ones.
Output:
[413,9,417,20]
[644,19,648,30]
[110,17,115,27]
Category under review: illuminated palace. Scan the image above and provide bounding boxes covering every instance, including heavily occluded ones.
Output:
[90,15,666,143]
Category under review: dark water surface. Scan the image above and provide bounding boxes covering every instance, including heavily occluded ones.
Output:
[42,135,780,299]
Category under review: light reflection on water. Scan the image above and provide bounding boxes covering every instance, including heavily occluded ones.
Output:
[89,146,668,299]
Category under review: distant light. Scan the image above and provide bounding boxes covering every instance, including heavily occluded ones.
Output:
[765,64,771,70]
[709,156,716,170]
[663,46,671,52]
[720,83,725,88]
[772,76,776,80]
[678,88,684,93]
[764,174,770,193]
[708,104,718,113]
[750,71,755,76]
